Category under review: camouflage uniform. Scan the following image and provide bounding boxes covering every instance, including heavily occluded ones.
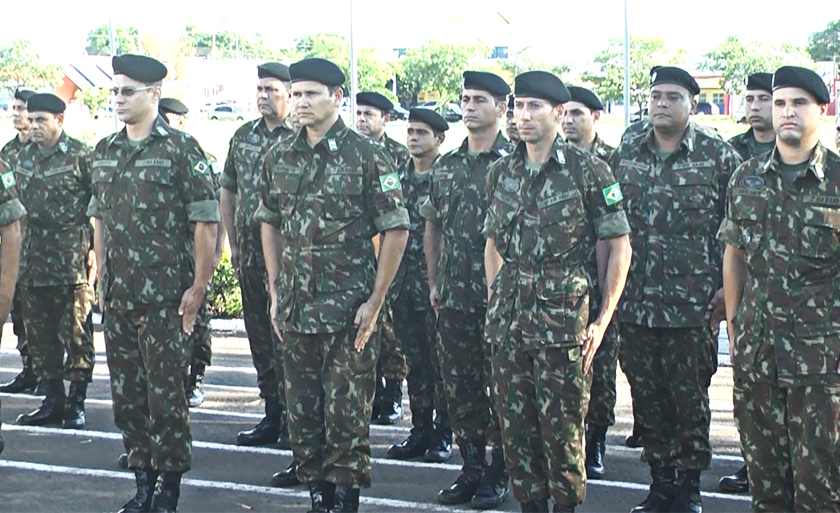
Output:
[15,132,94,384]
[621,119,723,144]
[221,118,293,401]
[419,133,513,450]
[88,116,220,472]
[1,136,29,356]
[610,125,741,470]
[727,128,776,163]
[718,144,840,512]
[255,117,409,488]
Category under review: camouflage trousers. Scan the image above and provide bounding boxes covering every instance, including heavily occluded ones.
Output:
[392,302,445,413]
[188,297,212,367]
[0,285,29,356]
[283,323,380,488]
[105,306,192,472]
[586,319,619,427]
[735,379,840,512]
[239,266,284,402]
[437,308,501,447]
[619,324,716,469]
[21,284,94,382]
[377,310,408,381]
[491,340,589,507]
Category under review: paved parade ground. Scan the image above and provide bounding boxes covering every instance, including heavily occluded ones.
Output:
[0,326,749,513]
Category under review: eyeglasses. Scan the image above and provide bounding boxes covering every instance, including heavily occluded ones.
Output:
[110,86,154,97]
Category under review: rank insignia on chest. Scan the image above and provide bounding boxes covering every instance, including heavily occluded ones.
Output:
[498,148,509,157]
[502,177,520,193]
[741,175,765,189]
[247,133,260,144]
[556,150,565,164]
[192,160,210,176]
[20,160,33,170]
[602,182,623,205]
[1,171,16,189]
[328,139,338,152]
[58,142,68,152]
[380,172,401,192]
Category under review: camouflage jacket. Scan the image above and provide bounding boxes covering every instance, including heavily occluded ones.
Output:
[727,128,776,162]
[419,132,514,313]
[590,133,616,164]
[15,132,92,287]
[621,119,723,144]
[484,138,630,350]
[379,134,410,169]
[388,157,435,311]
[220,117,294,269]
[585,133,616,311]
[1,135,28,169]
[255,117,410,334]
[718,144,840,386]
[610,123,742,328]
[87,116,221,310]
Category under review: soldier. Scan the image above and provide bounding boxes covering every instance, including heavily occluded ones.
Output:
[256,57,409,513]
[355,91,409,425]
[717,72,775,495]
[562,85,620,480]
[220,63,293,449]
[420,71,512,509]
[89,54,219,513]
[485,70,632,513]
[386,108,452,463]
[719,66,840,513]
[505,95,520,144]
[12,94,94,430]
[610,66,742,513]
[0,88,36,395]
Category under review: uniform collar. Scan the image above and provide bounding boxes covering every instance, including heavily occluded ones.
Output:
[294,116,348,154]
[643,123,695,154]
[107,115,172,148]
[33,131,70,159]
[514,135,567,168]
[253,116,292,138]
[759,142,828,181]
[457,131,512,159]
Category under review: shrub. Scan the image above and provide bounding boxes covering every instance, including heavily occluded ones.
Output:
[207,251,243,318]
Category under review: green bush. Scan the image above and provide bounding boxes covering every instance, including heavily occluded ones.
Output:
[207,251,243,318]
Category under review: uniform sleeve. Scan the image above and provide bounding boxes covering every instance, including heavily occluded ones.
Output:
[419,159,443,222]
[585,156,630,240]
[368,144,410,232]
[717,163,747,249]
[253,144,282,227]
[178,136,220,223]
[483,159,504,239]
[219,134,238,193]
[0,176,26,227]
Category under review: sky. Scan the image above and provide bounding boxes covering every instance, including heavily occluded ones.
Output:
[2,0,834,67]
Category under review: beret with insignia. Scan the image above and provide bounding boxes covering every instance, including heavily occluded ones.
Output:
[566,86,604,112]
[356,92,393,112]
[514,71,571,105]
[650,66,700,96]
[409,108,449,133]
[112,54,167,83]
[772,66,830,105]
[26,93,66,114]
[14,89,36,102]
[289,58,345,86]
[257,62,291,81]
[463,71,511,96]
[159,98,189,116]
[745,72,772,94]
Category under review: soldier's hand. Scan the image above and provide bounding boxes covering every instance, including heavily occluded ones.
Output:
[178,284,207,335]
[707,288,725,335]
[727,321,736,364]
[583,321,607,374]
[429,284,439,313]
[353,299,382,353]
[230,244,241,275]
[269,291,283,342]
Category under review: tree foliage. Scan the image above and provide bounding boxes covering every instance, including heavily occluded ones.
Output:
[85,24,139,55]
[397,41,488,106]
[181,24,279,60]
[0,40,64,93]
[295,34,396,98]
[807,19,840,61]
[75,87,110,116]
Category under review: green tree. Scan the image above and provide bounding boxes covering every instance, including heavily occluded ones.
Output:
[700,36,813,94]
[295,34,396,97]
[0,40,64,93]
[583,36,687,113]
[397,41,488,106]
[75,87,110,116]
[182,24,279,60]
[494,52,570,84]
[85,24,139,55]
[807,19,840,61]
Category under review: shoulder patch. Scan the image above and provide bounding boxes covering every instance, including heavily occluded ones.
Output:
[192,159,210,176]
[602,183,623,206]
[379,172,401,192]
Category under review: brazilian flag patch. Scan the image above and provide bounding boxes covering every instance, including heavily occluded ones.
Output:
[1,171,16,189]
[602,183,623,206]
[379,172,401,192]
[192,159,210,176]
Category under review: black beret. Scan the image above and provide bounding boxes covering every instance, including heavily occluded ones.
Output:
[773,66,830,105]
[356,92,393,112]
[745,72,772,93]
[649,65,662,77]
[566,86,604,111]
[26,93,66,114]
[159,98,189,115]
[514,71,570,105]
[14,89,36,102]
[650,66,700,96]
[289,58,345,86]
[463,71,511,96]
[257,62,290,81]
[112,54,167,83]
[409,108,449,133]
[507,95,515,111]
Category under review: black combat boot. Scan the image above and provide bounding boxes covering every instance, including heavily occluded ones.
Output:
[671,469,702,513]
[718,464,748,493]
[387,407,432,459]
[150,471,182,513]
[63,381,87,429]
[520,498,549,512]
[471,445,510,509]
[185,364,205,408]
[0,420,4,456]
[15,379,65,426]
[307,480,335,513]
[425,411,453,462]
[585,424,608,479]
[375,378,403,425]
[437,441,486,505]
[118,469,158,513]
[553,504,576,513]
[236,396,281,446]
[276,408,291,450]
[118,453,129,469]
[333,485,361,512]
[270,461,301,487]
[0,355,37,394]
[370,375,385,422]
[630,465,676,513]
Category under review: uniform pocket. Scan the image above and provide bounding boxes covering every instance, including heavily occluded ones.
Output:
[322,172,364,220]
[538,191,584,257]
[799,206,840,260]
